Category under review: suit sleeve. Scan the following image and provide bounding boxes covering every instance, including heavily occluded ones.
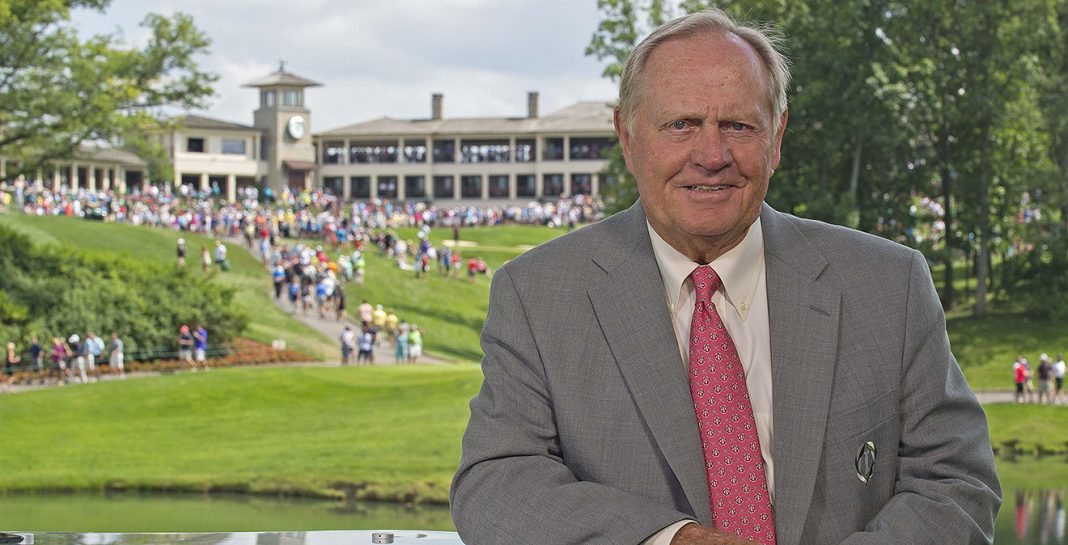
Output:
[450,267,692,545]
[839,250,1002,544]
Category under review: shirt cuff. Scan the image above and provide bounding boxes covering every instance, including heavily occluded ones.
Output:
[641,519,697,545]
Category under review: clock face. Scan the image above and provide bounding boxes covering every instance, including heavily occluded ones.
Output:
[286,115,306,139]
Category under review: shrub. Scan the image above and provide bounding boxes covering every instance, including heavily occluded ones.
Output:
[0,225,247,353]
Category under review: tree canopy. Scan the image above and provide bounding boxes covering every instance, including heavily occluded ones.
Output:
[588,0,1068,316]
[0,0,216,179]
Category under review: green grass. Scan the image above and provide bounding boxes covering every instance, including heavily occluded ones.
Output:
[0,365,482,503]
[331,224,570,361]
[0,361,1060,509]
[0,493,454,532]
[985,404,1068,498]
[0,214,572,363]
[986,404,1068,453]
[0,214,337,360]
[949,311,1068,390]
[996,456,1068,493]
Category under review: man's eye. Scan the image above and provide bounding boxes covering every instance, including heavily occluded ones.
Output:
[670,120,688,130]
[727,122,748,131]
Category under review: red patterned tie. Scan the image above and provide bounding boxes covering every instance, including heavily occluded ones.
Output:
[688,265,776,544]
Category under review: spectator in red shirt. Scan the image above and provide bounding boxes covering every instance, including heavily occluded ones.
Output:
[1013,355,1030,403]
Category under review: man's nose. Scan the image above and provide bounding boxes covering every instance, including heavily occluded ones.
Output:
[689,126,732,172]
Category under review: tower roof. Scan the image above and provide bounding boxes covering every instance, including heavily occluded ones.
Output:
[243,61,321,88]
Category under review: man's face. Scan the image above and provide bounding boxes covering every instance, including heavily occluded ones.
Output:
[616,31,787,260]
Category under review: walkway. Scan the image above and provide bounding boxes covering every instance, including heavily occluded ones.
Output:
[235,236,448,366]
[267,292,448,366]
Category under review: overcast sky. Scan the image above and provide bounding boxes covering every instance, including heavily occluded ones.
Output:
[71,0,620,133]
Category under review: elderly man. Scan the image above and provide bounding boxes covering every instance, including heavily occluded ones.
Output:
[451,9,1000,545]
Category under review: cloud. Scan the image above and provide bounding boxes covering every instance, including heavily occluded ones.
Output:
[70,0,617,126]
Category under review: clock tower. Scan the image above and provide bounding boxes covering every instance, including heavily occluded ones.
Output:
[245,61,321,193]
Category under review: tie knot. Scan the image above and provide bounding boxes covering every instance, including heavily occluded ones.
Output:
[690,265,722,303]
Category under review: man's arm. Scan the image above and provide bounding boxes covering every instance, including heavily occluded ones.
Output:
[450,267,692,545]
[839,250,1001,544]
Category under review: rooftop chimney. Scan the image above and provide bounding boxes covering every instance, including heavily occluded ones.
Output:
[527,91,540,119]
[432,93,444,120]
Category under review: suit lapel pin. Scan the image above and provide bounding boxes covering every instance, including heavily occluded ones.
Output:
[855,441,877,483]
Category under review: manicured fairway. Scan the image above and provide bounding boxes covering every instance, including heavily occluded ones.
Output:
[0,365,482,503]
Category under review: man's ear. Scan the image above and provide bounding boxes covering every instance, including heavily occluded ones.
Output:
[770,108,788,172]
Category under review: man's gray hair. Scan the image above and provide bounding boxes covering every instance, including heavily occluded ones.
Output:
[617,8,791,132]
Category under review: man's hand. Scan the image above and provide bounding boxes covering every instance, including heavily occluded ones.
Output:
[670,523,753,545]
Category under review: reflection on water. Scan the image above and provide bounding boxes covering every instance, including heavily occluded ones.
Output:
[4,489,1064,542]
[0,493,453,533]
[24,530,464,545]
[997,490,1067,545]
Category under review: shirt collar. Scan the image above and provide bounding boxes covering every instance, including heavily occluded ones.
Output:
[647,218,765,321]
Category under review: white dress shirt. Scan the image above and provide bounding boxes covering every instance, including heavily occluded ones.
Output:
[642,218,774,545]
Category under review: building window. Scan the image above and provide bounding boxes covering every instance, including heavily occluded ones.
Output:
[433,175,455,199]
[350,176,371,199]
[187,137,205,153]
[377,176,398,199]
[282,89,302,107]
[461,139,510,163]
[323,176,344,197]
[405,175,427,199]
[323,141,345,164]
[222,139,246,155]
[572,173,593,195]
[570,137,615,160]
[461,175,483,198]
[543,137,565,160]
[433,140,455,163]
[516,174,536,198]
[515,139,536,162]
[349,141,398,164]
[403,139,427,163]
[543,173,564,197]
[488,175,509,198]
[262,90,276,107]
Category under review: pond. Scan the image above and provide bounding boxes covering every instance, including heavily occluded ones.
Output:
[0,493,453,533]
[0,488,1058,543]
[997,489,1067,545]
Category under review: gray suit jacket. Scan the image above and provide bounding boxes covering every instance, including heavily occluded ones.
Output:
[451,202,1000,545]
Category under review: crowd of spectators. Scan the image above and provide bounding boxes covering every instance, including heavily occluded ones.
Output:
[1012,353,1067,404]
[1,179,606,243]
[2,331,126,390]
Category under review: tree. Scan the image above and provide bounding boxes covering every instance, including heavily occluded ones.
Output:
[0,0,216,178]
[586,0,674,213]
[586,0,1067,313]
[588,0,914,224]
[874,0,1059,310]
[1039,0,1068,227]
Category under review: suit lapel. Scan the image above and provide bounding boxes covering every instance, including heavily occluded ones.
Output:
[587,205,712,526]
[761,205,841,545]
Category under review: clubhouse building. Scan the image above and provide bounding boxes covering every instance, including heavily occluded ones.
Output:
[2,65,617,204]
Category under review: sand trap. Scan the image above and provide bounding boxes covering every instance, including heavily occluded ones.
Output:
[442,240,479,248]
